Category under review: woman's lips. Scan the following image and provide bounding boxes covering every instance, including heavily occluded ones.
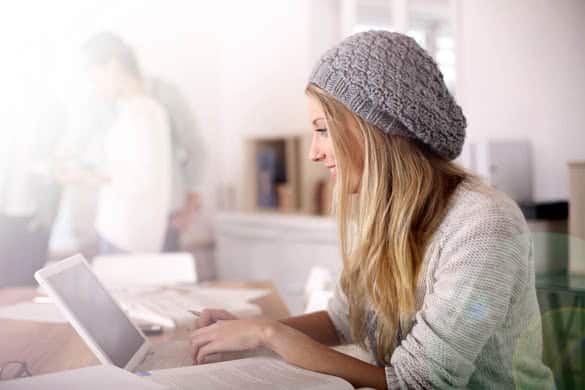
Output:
[327,165,336,177]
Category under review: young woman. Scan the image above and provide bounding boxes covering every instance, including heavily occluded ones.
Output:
[190,31,554,389]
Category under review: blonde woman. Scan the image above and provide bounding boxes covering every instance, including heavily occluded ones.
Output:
[190,32,554,389]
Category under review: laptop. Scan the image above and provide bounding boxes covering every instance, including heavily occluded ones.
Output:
[34,254,193,372]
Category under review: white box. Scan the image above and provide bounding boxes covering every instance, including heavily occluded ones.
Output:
[569,161,585,275]
[470,140,533,202]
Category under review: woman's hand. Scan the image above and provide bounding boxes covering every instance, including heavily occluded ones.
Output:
[193,308,238,329]
[190,310,387,389]
[190,317,277,364]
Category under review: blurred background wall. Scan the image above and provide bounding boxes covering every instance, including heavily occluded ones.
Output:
[456,0,585,201]
[0,0,583,266]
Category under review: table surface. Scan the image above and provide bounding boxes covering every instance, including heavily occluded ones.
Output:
[0,281,290,377]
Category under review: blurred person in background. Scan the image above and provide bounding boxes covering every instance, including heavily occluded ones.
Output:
[51,32,204,256]
[81,33,172,254]
[49,94,112,259]
[147,76,204,251]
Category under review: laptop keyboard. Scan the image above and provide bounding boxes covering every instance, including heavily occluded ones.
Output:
[137,340,193,371]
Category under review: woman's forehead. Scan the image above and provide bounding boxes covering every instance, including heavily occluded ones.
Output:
[308,96,325,121]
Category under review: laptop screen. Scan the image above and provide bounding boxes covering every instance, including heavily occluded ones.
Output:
[44,261,145,368]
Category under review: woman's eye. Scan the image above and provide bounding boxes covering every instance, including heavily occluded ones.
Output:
[316,128,328,136]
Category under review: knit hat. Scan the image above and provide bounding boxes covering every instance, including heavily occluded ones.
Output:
[308,31,466,161]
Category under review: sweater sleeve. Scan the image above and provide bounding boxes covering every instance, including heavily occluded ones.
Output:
[385,203,529,389]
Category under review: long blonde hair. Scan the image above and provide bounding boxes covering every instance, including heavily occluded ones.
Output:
[307,84,469,364]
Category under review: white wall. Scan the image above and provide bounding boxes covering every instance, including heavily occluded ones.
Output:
[5,0,583,242]
[456,0,585,201]
[216,0,341,210]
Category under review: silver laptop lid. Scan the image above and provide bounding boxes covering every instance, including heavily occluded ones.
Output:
[35,255,147,369]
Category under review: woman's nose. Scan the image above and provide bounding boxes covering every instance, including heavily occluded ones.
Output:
[308,138,324,162]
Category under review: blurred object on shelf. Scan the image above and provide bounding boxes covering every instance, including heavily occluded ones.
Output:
[520,201,568,221]
[256,147,280,208]
[469,140,533,202]
[244,134,329,215]
[276,184,294,212]
[522,201,569,275]
[569,161,585,275]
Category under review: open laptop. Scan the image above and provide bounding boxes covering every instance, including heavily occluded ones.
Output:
[34,254,193,372]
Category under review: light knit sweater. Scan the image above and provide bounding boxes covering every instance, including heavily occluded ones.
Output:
[327,177,555,389]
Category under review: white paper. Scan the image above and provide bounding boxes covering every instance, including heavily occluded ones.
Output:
[113,288,263,329]
[93,253,197,288]
[187,287,271,302]
[114,286,271,302]
[0,302,66,323]
[148,357,353,390]
[0,364,169,390]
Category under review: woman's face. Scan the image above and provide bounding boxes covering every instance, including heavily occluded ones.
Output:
[307,95,337,178]
[307,95,362,191]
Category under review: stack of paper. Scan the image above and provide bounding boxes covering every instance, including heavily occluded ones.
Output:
[0,365,169,390]
[113,286,270,329]
[147,356,355,390]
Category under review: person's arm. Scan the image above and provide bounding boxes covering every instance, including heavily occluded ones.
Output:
[190,286,382,387]
[278,279,353,346]
[192,310,340,346]
[171,192,200,230]
[191,315,387,389]
[279,311,340,346]
[150,78,204,230]
[267,321,387,389]
[194,278,350,347]
[191,281,365,384]
[169,97,204,230]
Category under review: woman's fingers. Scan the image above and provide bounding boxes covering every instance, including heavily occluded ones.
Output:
[190,324,216,363]
[190,318,271,365]
[194,309,214,328]
[196,340,225,364]
[194,309,238,329]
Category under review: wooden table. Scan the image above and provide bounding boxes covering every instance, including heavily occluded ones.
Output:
[0,281,290,377]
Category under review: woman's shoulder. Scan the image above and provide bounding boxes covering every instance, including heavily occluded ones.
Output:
[437,175,529,243]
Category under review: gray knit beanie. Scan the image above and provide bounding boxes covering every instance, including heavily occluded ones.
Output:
[308,30,466,161]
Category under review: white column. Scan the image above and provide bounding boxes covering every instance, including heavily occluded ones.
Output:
[391,0,408,33]
[340,0,357,37]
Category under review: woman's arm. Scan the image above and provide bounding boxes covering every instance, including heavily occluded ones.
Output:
[279,311,341,346]
[267,320,387,389]
[193,309,342,346]
[191,317,387,389]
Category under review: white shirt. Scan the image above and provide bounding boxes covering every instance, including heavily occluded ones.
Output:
[95,95,171,253]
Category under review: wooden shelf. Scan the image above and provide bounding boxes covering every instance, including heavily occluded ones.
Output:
[243,133,333,215]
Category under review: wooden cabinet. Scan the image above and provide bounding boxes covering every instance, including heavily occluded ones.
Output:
[243,134,332,215]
